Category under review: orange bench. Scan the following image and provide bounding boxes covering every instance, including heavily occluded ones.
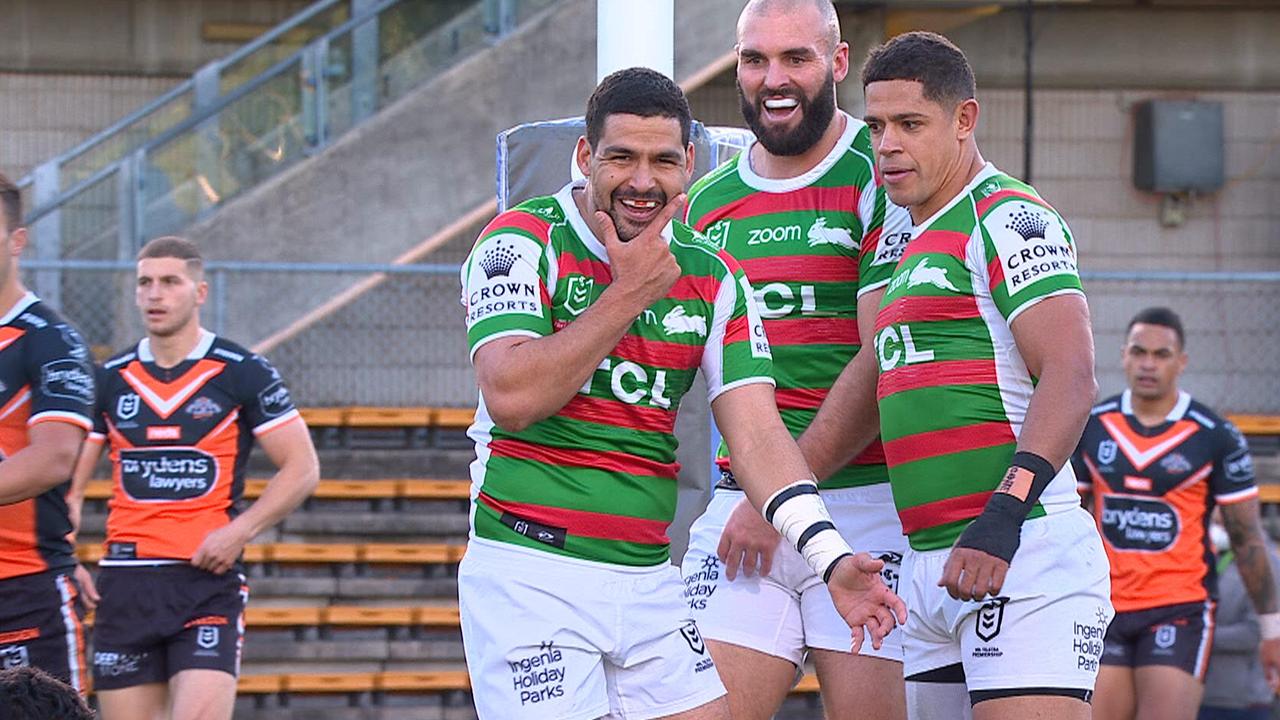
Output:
[76,542,465,566]
[297,407,475,429]
[234,670,823,695]
[81,478,470,502]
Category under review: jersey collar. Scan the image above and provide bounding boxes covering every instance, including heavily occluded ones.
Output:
[0,291,39,326]
[138,328,216,363]
[736,111,860,193]
[555,179,674,265]
[911,162,999,236]
[1120,388,1191,421]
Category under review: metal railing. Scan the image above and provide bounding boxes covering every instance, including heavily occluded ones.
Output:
[16,0,556,309]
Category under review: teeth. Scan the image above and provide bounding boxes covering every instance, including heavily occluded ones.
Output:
[621,199,658,209]
[764,98,798,110]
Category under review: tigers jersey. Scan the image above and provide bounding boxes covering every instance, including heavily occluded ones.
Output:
[1073,390,1255,613]
[0,293,95,581]
[88,330,300,565]
[685,113,913,489]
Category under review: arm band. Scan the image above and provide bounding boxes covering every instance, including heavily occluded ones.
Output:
[1260,613,1280,641]
[954,451,1058,564]
[763,479,854,583]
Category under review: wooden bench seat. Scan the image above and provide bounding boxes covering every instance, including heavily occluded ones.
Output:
[77,542,465,566]
[81,478,470,502]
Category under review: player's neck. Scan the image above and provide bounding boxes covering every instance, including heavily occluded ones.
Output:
[911,143,986,225]
[1129,389,1180,427]
[0,276,29,317]
[750,110,846,180]
[148,322,204,368]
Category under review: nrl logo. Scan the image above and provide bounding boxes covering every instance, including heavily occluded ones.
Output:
[117,393,140,421]
[564,276,593,316]
[1097,439,1117,465]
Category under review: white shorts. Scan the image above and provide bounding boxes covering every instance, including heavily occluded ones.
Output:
[680,484,906,666]
[901,507,1114,692]
[459,539,726,720]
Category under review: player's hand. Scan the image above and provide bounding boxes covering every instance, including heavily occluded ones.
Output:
[596,193,685,310]
[938,546,1010,601]
[716,497,783,580]
[191,524,251,575]
[826,552,908,653]
[72,563,99,612]
[1259,636,1280,691]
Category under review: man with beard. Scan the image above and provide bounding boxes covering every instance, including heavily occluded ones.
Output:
[678,2,912,718]
[1073,307,1280,720]
[458,66,906,720]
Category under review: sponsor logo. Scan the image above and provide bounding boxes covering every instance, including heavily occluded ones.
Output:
[256,355,282,381]
[1073,611,1109,673]
[120,448,217,501]
[57,324,90,361]
[509,641,566,706]
[1100,496,1178,551]
[703,219,731,251]
[871,231,911,266]
[41,359,94,404]
[755,283,817,319]
[875,551,903,594]
[1160,452,1192,475]
[747,223,802,246]
[465,234,543,327]
[740,276,771,360]
[499,512,566,549]
[258,381,292,418]
[117,393,141,421]
[107,542,137,560]
[1097,439,1117,465]
[980,181,1001,197]
[187,396,222,420]
[1225,448,1254,483]
[563,276,593,316]
[875,323,934,373]
[1153,624,1176,650]
[975,597,1008,643]
[683,554,721,611]
[680,621,706,655]
[94,651,147,677]
[0,645,30,669]
[987,202,1076,296]
[806,217,855,250]
[146,426,181,441]
[662,306,707,337]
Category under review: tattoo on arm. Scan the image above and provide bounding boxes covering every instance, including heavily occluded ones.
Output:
[1222,499,1279,614]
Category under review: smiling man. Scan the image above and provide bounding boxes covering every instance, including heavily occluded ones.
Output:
[1073,307,1280,720]
[855,31,1112,720]
[458,66,906,720]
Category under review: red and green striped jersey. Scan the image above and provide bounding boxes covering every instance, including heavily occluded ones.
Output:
[874,164,1086,550]
[686,114,912,489]
[460,181,774,567]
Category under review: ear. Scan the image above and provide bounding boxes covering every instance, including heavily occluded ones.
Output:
[955,98,980,141]
[831,41,850,84]
[684,142,696,185]
[575,136,592,178]
[195,279,209,306]
[8,227,28,257]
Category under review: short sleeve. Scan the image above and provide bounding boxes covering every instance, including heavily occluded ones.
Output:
[26,322,95,431]
[702,256,774,403]
[461,211,555,360]
[979,198,1084,324]
[238,353,299,436]
[1212,419,1257,503]
[858,188,912,297]
[89,364,110,439]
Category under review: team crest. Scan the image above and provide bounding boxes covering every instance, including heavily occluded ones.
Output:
[975,597,1009,642]
[187,397,223,420]
[1160,452,1192,475]
[564,276,594,316]
[1097,440,1117,465]
[1153,624,1176,649]
[679,621,706,655]
[117,393,140,421]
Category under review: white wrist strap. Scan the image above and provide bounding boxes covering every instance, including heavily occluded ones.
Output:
[763,479,854,582]
[1260,612,1280,641]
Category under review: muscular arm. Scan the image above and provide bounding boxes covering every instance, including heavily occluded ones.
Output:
[796,289,885,480]
[0,422,88,505]
[67,437,106,536]
[1009,294,1098,469]
[1221,498,1279,615]
[713,383,816,504]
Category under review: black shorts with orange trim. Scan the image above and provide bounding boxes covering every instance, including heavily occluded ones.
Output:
[0,568,89,693]
[1100,600,1214,679]
[92,565,248,690]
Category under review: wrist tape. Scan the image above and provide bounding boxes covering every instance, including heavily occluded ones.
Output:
[763,479,853,583]
[954,451,1057,564]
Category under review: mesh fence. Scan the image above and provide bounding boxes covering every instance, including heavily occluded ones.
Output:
[20,263,1280,414]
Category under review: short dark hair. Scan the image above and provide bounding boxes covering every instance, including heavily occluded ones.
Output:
[861,31,975,109]
[0,667,94,720]
[1127,306,1185,348]
[0,172,21,233]
[585,67,692,148]
[138,236,204,278]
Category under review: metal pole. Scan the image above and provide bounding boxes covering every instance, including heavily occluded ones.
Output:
[597,0,674,82]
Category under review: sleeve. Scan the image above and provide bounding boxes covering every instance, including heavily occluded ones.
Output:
[702,255,774,403]
[238,353,300,436]
[1212,418,1257,504]
[88,364,109,442]
[978,197,1084,324]
[857,184,912,298]
[460,211,555,361]
[25,322,95,431]
[1071,438,1091,492]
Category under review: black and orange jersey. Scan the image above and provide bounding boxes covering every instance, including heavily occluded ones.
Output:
[88,330,300,565]
[1072,390,1255,613]
[0,293,96,581]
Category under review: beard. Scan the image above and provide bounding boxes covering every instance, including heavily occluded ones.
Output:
[600,188,667,242]
[738,71,837,157]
